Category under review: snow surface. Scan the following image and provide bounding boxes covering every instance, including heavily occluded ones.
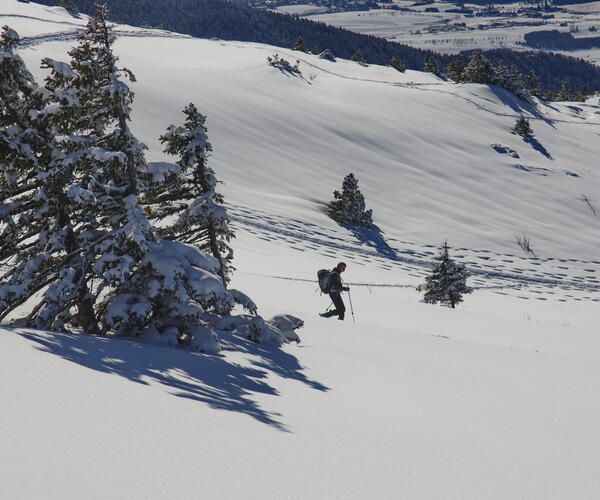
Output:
[2,1,600,498]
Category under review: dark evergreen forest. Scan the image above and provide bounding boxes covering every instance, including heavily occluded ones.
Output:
[39,0,600,92]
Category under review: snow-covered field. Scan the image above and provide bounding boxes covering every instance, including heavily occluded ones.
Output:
[306,3,600,63]
[2,1,600,498]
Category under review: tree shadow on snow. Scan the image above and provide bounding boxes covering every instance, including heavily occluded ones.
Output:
[343,223,398,260]
[489,86,556,128]
[523,136,554,160]
[12,327,329,432]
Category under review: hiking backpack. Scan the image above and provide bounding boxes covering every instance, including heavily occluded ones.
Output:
[317,269,332,294]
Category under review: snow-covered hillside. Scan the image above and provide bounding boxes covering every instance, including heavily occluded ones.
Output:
[2,1,600,498]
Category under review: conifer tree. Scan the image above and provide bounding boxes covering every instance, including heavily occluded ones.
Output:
[293,37,307,52]
[389,57,406,72]
[555,78,574,101]
[1,7,242,346]
[493,62,508,86]
[418,241,472,308]
[146,103,235,286]
[327,173,373,226]
[491,63,526,97]
[351,50,365,63]
[59,0,79,13]
[423,56,439,75]
[0,9,302,350]
[446,59,466,82]
[512,116,534,138]
[0,26,46,213]
[0,27,68,326]
[525,70,541,97]
[461,52,495,84]
[507,64,523,88]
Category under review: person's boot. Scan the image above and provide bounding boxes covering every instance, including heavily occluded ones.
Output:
[337,316,344,321]
[320,310,335,318]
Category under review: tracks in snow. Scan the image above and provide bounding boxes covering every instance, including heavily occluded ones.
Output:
[228,203,600,300]
[17,28,190,48]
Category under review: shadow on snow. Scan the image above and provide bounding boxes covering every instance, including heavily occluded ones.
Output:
[489,86,556,129]
[523,136,554,160]
[344,223,398,260]
[12,327,329,432]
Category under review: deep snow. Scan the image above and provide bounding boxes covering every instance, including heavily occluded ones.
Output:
[2,1,600,498]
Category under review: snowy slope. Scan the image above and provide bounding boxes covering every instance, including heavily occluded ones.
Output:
[3,284,600,500]
[2,1,600,498]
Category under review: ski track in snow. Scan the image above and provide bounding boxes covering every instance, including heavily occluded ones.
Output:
[228,203,600,300]
[14,27,191,48]
[0,13,85,27]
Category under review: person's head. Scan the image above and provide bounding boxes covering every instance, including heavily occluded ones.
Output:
[336,262,347,273]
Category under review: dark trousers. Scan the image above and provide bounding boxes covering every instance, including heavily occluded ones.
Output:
[329,292,346,319]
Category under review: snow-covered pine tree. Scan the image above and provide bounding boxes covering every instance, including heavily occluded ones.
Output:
[461,52,495,84]
[494,64,527,98]
[0,27,70,326]
[0,25,46,221]
[446,59,465,82]
[492,63,508,87]
[555,78,574,101]
[327,173,373,226]
[418,241,472,308]
[507,64,524,89]
[55,4,246,344]
[145,103,235,286]
[1,6,242,348]
[512,116,534,138]
[1,8,301,350]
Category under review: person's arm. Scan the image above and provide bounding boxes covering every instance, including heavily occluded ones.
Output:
[330,272,342,292]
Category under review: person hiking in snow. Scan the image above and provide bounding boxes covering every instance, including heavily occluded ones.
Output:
[320,262,350,321]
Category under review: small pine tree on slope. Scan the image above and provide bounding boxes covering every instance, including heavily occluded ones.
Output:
[144,104,234,286]
[512,116,534,138]
[327,173,373,226]
[418,241,472,308]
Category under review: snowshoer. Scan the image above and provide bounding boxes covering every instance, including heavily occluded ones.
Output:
[320,262,350,320]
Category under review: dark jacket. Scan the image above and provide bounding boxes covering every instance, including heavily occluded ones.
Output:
[329,268,343,293]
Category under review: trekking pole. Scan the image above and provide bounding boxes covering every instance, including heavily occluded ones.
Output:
[347,290,355,322]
